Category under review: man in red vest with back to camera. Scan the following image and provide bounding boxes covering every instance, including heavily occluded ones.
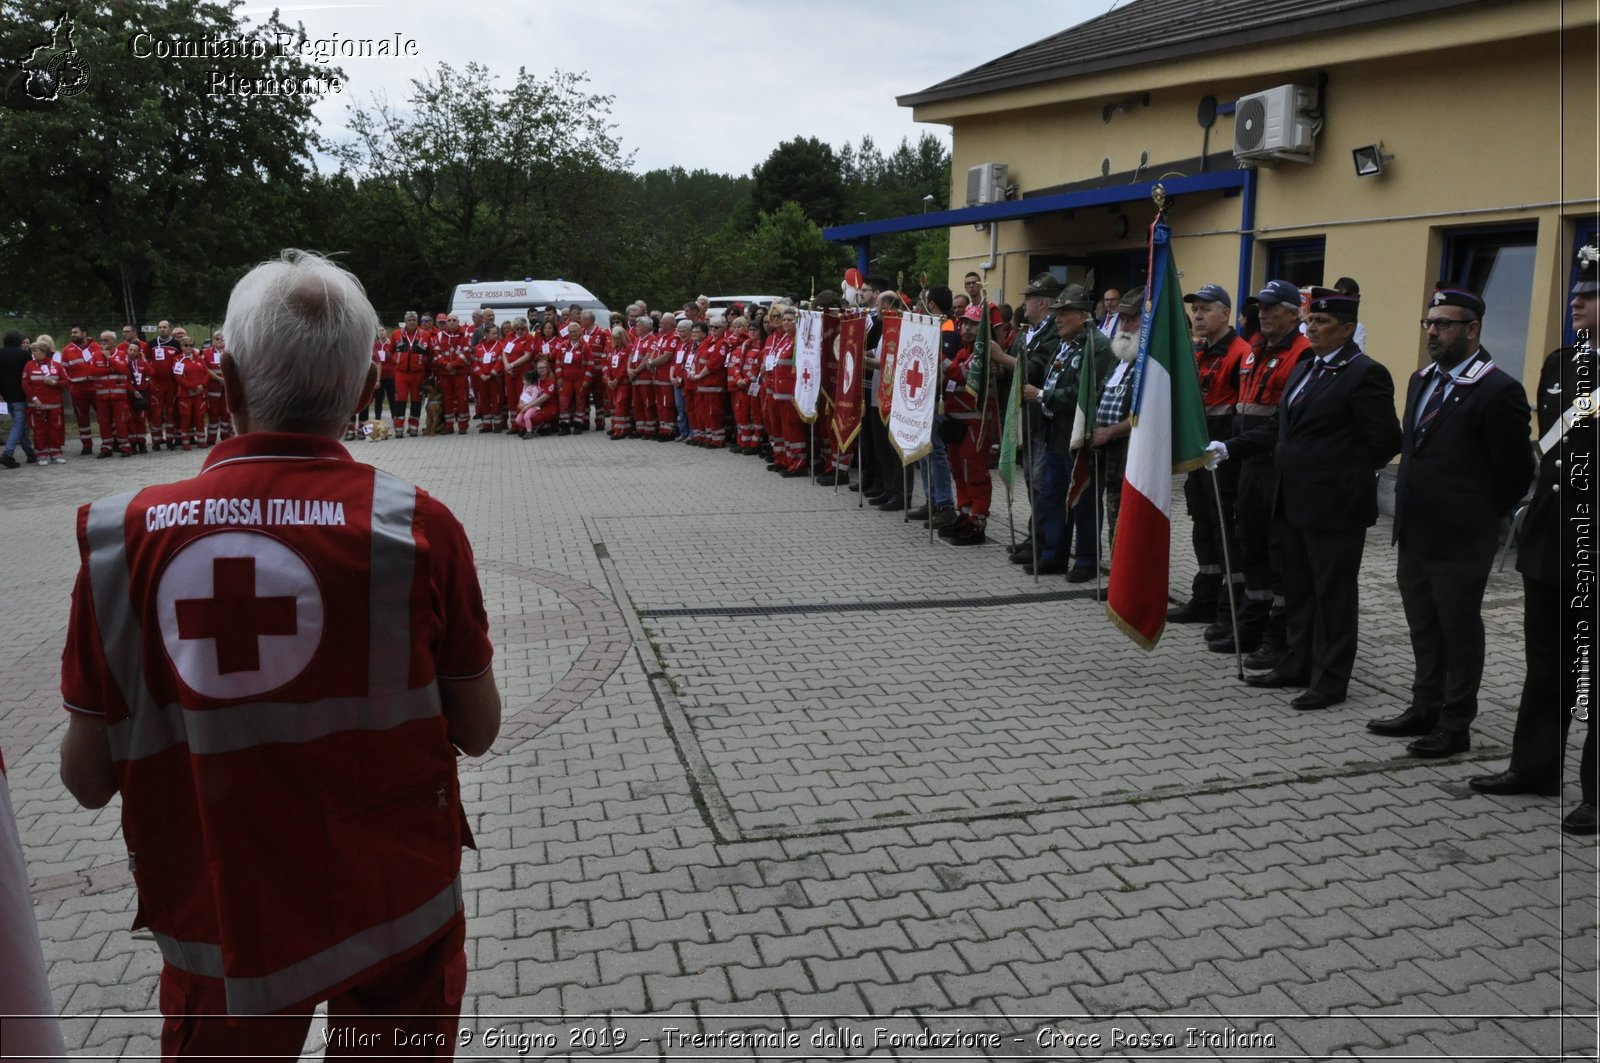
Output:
[59,249,503,1058]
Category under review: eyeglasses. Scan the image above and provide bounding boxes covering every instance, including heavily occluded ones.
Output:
[1420,318,1469,332]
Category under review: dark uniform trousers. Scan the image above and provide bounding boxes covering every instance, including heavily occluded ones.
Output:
[1226,344,1401,699]
[1509,574,1597,803]
[1183,413,1243,613]
[1391,349,1532,736]
[1505,344,1598,801]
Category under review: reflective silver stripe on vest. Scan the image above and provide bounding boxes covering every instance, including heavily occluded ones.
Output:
[1204,403,1234,416]
[153,875,462,1015]
[105,686,443,762]
[1236,402,1278,417]
[153,932,224,979]
[85,491,159,722]
[368,472,416,696]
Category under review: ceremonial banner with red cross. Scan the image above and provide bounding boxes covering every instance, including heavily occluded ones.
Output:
[832,311,867,452]
[794,310,823,423]
[874,311,902,416]
[888,312,942,463]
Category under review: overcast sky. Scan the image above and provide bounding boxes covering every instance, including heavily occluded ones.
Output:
[241,1,1110,177]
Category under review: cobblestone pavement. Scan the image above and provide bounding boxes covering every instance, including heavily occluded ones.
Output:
[2,430,1596,1061]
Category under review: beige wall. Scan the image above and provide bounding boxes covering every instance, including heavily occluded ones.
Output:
[931,0,1597,404]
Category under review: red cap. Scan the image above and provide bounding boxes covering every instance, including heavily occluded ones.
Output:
[961,304,984,322]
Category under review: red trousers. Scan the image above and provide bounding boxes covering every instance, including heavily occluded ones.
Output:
[694,389,725,446]
[608,380,631,436]
[557,369,588,428]
[93,391,129,453]
[438,376,469,430]
[948,423,993,520]
[70,384,95,447]
[630,378,656,435]
[394,372,425,433]
[148,381,176,443]
[771,394,805,470]
[176,392,205,446]
[29,406,64,457]
[205,391,232,443]
[655,377,676,438]
[476,375,505,429]
[158,919,465,1060]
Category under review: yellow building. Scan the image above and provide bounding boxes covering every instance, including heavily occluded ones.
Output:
[826,0,1598,394]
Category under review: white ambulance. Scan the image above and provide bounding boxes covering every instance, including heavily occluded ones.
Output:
[447,279,611,325]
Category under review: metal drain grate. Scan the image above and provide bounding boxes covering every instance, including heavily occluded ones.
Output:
[637,588,1101,619]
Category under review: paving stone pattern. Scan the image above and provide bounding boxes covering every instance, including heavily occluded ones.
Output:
[2,432,1595,1060]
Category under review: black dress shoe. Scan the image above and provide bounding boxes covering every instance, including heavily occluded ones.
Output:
[1065,566,1096,584]
[1407,730,1470,758]
[1366,708,1439,738]
[1243,645,1285,671]
[1468,770,1560,797]
[1009,551,1032,565]
[906,504,931,521]
[1023,559,1068,575]
[1291,689,1345,711]
[1008,539,1033,555]
[1203,622,1229,642]
[876,497,906,511]
[1166,601,1213,624]
[1562,802,1599,835]
[1244,669,1309,689]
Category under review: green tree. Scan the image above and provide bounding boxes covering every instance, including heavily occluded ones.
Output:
[335,63,628,310]
[0,0,335,324]
[750,137,845,227]
[742,201,849,298]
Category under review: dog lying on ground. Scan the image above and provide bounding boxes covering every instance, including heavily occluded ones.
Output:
[360,419,392,441]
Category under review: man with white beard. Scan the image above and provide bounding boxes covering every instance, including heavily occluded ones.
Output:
[1085,288,1142,548]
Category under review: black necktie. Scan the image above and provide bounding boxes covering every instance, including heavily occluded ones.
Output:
[1415,375,1450,439]
[1292,361,1330,406]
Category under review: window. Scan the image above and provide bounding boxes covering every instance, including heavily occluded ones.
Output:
[1442,224,1537,381]
[1264,238,1325,288]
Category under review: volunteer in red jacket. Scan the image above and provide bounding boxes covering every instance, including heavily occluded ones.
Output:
[581,311,609,431]
[474,323,508,432]
[23,337,68,464]
[120,335,153,453]
[391,311,431,438]
[628,317,657,438]
[433,317,471,434]
[173,333,210,450]
[555,321,590,434]
[767,304,805,475]
[148,320,183,449]
[942,305,998,544]
[604,324,631,437]
[59,249,502,1059]
[60,324,102,455]
[688,319,728,447]
[88,331,128,458]
[203,331,233,445]
[651,313,681,440]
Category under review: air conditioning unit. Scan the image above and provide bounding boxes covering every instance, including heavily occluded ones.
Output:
[966,163,1008,206]
[1232,85,1316,162]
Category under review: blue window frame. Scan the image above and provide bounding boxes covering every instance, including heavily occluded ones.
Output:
[1264,237,1325,288]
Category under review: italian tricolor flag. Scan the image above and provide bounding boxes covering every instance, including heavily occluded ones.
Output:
[1106,219,1211,649]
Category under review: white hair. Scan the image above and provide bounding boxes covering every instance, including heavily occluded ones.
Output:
[224,249,375,434]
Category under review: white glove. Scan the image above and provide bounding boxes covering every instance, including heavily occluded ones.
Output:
[1204,440,1228,469]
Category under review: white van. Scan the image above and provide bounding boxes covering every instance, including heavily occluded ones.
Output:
[447,279,611,325]
[705,294,783,324]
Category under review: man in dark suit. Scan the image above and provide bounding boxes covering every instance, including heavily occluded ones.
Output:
[1209,288,1402,710]
[1470,247,1598,833]
[1367,288,1533,756]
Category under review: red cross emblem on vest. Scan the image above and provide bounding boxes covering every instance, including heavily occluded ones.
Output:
[176,557,299,674]
[156,531,325,700]
[905,359,926,399]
